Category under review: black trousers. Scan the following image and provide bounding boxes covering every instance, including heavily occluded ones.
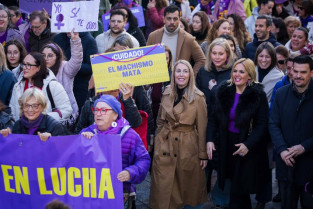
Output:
[279,181,313,209]
[229,193,252,209]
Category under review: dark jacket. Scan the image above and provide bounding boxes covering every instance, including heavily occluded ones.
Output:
[127,27,146,47]
[0,107,14,130]
[12,114,67,136]
[243,32,281,60]
[0,69,17,106]
[196,65,232,124]
[54,32,97,111]
[269,80,313,185]
[75,86,154,143]
[28,20,56,52]
[208,82,270,193]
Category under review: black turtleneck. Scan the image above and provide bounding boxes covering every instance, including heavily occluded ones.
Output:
[258,66,272,83]
[174,87,185,107]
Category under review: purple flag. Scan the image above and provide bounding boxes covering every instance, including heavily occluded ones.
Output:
[0,134,123,209]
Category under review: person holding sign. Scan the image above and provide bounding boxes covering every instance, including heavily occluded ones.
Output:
[150,60,208,209]
[80,94,150,208]
[40,29,83,131]
[0,5,24,46]
[1,88,67,140]
[96,10,139,53]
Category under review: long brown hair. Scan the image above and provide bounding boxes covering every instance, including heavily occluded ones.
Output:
[227,14,252,52]
[189,11,210,39]
[206,19,231,45]
[41,42,64,76]
[155,0,168,11]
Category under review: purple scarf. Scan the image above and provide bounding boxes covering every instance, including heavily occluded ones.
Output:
[15,17,23,28]
[91,117,125,135]
[21,114,44,135]
[199,0,213,15]
[0,30,8,45]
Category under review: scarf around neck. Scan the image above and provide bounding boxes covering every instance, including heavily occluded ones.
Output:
[21,113,44,135]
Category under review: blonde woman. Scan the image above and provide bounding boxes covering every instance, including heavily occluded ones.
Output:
[207,58,270,209]
[150,60,208,209]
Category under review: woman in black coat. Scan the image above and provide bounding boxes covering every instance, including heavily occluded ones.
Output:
[207,58,270,209]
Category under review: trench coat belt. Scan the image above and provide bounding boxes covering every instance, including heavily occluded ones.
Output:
[166,123,195,158]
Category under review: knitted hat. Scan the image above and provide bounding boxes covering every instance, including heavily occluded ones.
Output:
[94,95,122,119]
[274,0,287,5]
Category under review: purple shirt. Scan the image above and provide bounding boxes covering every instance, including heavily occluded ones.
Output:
[228,93,241,133]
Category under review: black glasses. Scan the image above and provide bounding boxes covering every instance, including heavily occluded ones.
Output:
[298,6,304,10]
[277,60,286,65]
[21,63,39,69]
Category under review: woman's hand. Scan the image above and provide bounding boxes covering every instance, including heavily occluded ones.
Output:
[70,28,79,40]
[147,0,156,9]
[0,128,11,137]
[208,79,217,90]
[200,160,208,169]
[117,170,130,182]
[233,143,249,157]
[81,132,94,139]
[207,142,216,160]
[38,132,51,142]
[119,82,133,101]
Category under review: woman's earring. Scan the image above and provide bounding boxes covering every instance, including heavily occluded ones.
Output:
[112,121,117,127]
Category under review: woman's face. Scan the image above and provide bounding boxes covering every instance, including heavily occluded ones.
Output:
[227,17,235,32]
[42,48,57,68]
[174,63,190,89]
[210,45,228,69]
[216,21,231,36]
[227,40,235,53]
[22,55,40,80]
[276,53,287,71]
[271,23,279,36]
[114,43,129,51]
[23,96,43,121]
[291,29,308,51]
[287,22,297,38]
[298,6,306,18]
[0,10,9,31]
[93,102,118,131]
[192,15,202,33]
[6,44,20,67]
[257,49,271,69]
[232,63,251,88]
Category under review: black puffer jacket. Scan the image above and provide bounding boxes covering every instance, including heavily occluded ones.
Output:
[12,114,67,136]
[74,86,154,143]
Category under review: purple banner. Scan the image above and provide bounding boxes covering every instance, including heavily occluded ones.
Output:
[0,134,123,209]
[19,0,73,15]
[102,6,145,32]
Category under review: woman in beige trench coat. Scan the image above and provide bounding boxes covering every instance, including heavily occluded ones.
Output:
[150,60,208,209]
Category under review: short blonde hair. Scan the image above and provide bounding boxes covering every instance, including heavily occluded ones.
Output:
[284,16,301,28]
[0,44,7,71]
[205,38,235,72]
[228,58,258,86]
[169,60,197,103]
[18,88,48,114]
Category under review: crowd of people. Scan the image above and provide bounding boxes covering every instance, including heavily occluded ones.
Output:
[0,0,313,209]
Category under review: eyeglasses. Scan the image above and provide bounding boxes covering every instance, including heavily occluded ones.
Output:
[23,103,41,110]
[298,6,304,10]
[7,51,19,57]
[21,63,39,69]
[31,24,42,30]
[0,15,8,19]
[42,53,56,59]
[277,59,286,65]
[92,108,113,115]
